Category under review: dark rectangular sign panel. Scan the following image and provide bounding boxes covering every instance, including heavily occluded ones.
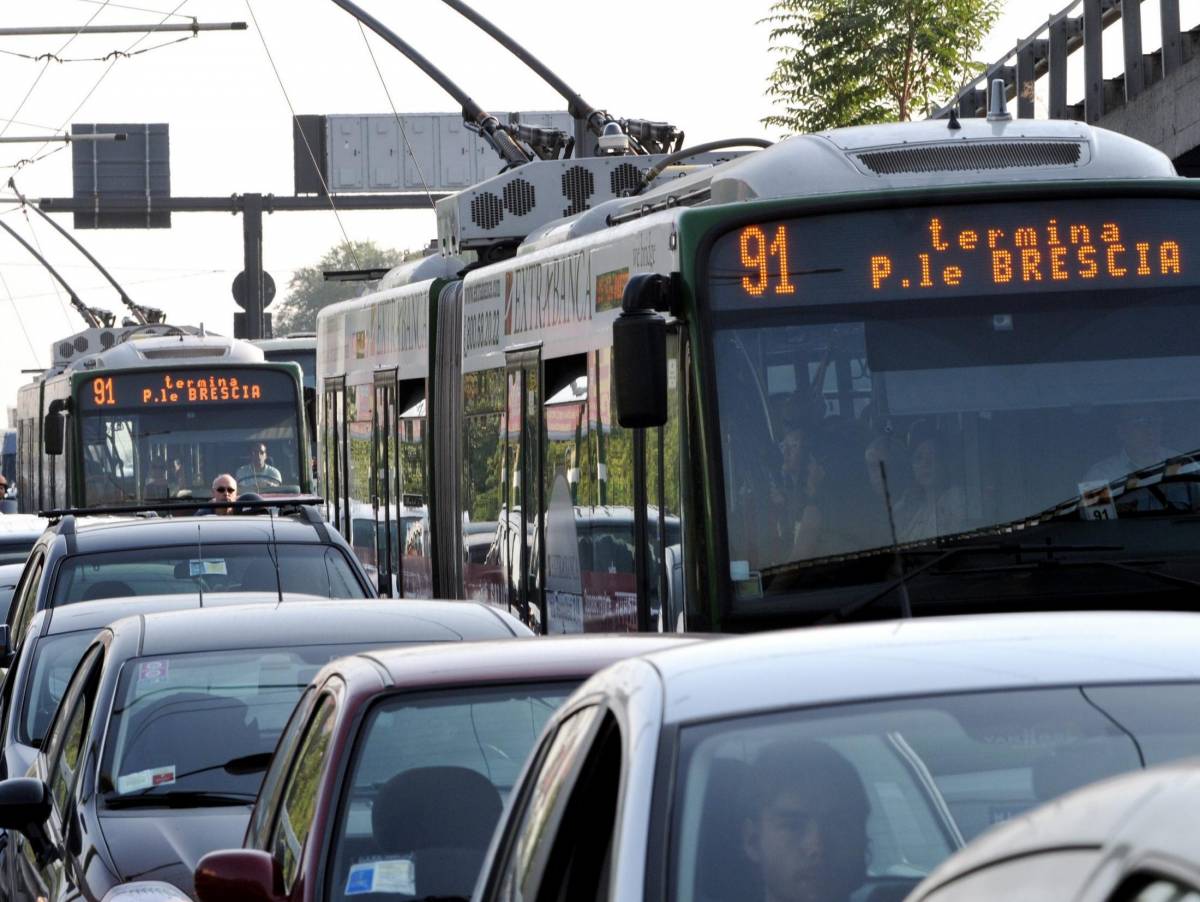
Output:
[71,123,170,229]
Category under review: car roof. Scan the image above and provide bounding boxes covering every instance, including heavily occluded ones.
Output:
[0,562,25,585]
[113,599,522,656]
[912,761,1200,898]
[347,634,700,690]
[638,611,1200,725]
[0,515,48,539]
[46,513,333,555]
[42,592,315,636]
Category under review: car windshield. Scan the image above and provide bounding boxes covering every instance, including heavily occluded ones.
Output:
[51,543,367,604]
[669,683,1200,902]
[78,368,302,505]
[715,306,1200,600]
[99,644,367,808]
[20,630,96,746]
[328,683,573,901]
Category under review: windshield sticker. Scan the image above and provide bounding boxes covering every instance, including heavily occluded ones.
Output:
[1077,480,1118,521]
[344,859,416,896]
[137,660,169,684]
[116,765,175,795]
[188,559,228,577]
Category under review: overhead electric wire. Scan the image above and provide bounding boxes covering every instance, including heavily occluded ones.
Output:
[244,0,361,270]
[20,206,77,329]
[0,268,44,366]
[0,31,197,64]
[356,22,437,210]
[75,0,193,17]
[0,1,112,141]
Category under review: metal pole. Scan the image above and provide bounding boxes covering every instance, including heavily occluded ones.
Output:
[1083,0,1104,122]
[242,192,264,340]
[0,22,246,35]
[1121,0,1144,101]
[0,132,124,144]
[632,427,651,632]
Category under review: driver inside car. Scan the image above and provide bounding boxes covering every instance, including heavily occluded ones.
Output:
[236,442,282,491]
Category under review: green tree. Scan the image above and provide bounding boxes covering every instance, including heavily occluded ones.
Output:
[273,239,406,334]
[762,0,1001,133]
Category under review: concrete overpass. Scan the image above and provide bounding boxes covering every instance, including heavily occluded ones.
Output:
[935,0,1200,176]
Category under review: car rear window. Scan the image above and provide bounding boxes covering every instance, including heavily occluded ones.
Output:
[52,543,367,604]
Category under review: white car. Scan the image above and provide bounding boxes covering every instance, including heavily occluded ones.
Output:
[472,611,1200,902]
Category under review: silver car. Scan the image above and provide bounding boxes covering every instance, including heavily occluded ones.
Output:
[472,611,1200,902]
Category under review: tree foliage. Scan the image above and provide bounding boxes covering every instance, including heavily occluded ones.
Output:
[762,0,1001,133]
[272,239,407,335]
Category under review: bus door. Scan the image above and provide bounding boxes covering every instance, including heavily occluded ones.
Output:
[505,346,544,631]
[323,378,349,540]
[372,371,397,597]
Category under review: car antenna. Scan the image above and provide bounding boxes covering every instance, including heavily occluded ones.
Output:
[195,524,204,608]
[267,504,284,607]
[878,461,913,619]
[327,0,531,167]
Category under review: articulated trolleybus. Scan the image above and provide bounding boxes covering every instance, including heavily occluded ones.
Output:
[16,324,312,513]
[321,94,1200,633]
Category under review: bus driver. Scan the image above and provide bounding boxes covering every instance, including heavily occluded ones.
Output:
[236,442,282,491]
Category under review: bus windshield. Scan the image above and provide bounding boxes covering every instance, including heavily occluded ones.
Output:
[708,196,1200,603]
[77,368,303,505]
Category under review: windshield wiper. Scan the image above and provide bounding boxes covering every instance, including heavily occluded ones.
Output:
[826,539,1200,623]
[104,790,256,809]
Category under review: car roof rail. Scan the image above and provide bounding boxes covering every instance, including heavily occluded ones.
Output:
[56,514,75,536]
[297,503,331,543]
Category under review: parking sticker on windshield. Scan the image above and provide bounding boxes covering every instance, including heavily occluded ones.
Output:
[138,660,169,684]
[344,859,416,896]
[188,559,228,577]
[116,765,175,794]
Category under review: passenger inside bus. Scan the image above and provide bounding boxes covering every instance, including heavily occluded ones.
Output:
[894,421,967,543]
[1085,405,1180,483]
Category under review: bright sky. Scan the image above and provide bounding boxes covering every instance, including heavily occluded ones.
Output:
[0,0,1192,425]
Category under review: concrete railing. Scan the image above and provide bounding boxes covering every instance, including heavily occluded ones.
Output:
[934,0,1199,122]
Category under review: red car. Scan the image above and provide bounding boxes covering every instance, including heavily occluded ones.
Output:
[195,635,696,902]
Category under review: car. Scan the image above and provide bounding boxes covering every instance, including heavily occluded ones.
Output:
[0,563,22,624]
[470,611,1200,902]
[0,598,530,902]
[3,505,375,667]
[0,594,325,902]
[194,634,697,902]
[905,761,1200,902]
[0,514,47,565]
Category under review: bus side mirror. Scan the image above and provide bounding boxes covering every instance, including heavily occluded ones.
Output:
[614,274,672,429]
[43,399,69,456]
[303,387,317,444]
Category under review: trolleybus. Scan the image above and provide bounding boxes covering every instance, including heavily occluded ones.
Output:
[320,104,1200,633]
[16,324,313,513]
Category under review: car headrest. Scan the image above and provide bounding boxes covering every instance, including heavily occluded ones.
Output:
[371,765,502,853]
[81,580,135,601]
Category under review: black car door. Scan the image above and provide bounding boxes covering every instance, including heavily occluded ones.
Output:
[10,643,102,902]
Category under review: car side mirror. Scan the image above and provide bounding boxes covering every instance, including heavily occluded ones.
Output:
[194,849,285,902]
[0,778,51,834]
[43,399,69,457]
[614,274,672,429]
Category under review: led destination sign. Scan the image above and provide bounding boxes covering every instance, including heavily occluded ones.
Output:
[709,198,1198,309]
[79,369,294,409]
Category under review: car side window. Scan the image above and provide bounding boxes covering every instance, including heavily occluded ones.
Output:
[45,645,102,815]
[1114,875,1200,902]
[492,705,603,902]
[271,694,336,894]
[10,553,44,647]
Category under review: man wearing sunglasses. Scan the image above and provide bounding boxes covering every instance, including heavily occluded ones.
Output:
[210,474,238,515]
